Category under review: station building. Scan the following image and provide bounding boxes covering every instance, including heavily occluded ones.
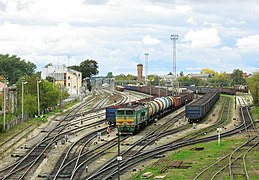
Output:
[41,65,82,97]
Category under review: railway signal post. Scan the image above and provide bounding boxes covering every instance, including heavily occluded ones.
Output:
[217,128,222,145]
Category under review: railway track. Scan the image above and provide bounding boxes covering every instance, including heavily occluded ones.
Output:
[89,102,257,180]
[85,111,188,179]
[193,105,259,180]
[0,90,129,179]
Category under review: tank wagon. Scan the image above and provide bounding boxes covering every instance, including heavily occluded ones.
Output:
[115,92,193,134]
[185,90,220,123]
[116,96,174,134]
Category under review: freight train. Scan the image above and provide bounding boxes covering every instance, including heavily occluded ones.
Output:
[185,90,220,123]
[186,86,236,95]
[114,91,193,134]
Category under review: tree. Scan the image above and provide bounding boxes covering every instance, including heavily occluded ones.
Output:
[44,63,53,68]
[200,68,215,75]
[231,69,245,85]
[0,54,36,84]
[16,75,69,116]
[80,60,99,79]
[247,72,259,105]
[69,59,99,79]
[68,65,81,72]
[168,72,173,75]
[180,71,184,76]
[106,72,113,78]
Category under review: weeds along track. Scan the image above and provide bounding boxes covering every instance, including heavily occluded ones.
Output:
[193,105,259,180]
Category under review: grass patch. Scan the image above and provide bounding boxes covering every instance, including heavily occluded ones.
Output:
[0,118,40,144]
[251,106,259,119]
[132,136,247,180]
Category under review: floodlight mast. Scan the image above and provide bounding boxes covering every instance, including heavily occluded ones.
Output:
[144,53,149,84]
[170,34,178,94]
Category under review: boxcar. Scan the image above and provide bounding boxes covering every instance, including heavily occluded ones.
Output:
[185,90,220,123]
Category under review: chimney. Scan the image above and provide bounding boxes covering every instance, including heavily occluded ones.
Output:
[137,64,143,81]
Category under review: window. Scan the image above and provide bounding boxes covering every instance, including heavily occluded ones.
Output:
[126,110,134,115]
[68,76,70,80]
[68,83,70,86]
[117,110,124,115]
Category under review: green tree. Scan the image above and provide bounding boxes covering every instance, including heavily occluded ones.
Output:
[115,74,126,81]
[125,74,135,80]
[68,65,81,72]
[247,72,259,105]
[147,75,161,85]
[106,72,113,78]
[231,69,245,85]
[44,63,53,68]
[80,60,99,78]
[69,59,99,79]
[168,72,173,75]
[0,54,36,84]
[180,71,184,76]
[208,72,231,87]
[16,76,69,116]
[0,95,2,110]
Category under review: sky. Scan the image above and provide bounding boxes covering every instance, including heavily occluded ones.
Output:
[0,0,259,76]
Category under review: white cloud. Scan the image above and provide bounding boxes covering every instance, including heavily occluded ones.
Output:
[183,28,220,48]
[175,5,192,14]
[187,17,196,25]
[0,0,258,75]
[142,35,161,45]
[236,34,259,53]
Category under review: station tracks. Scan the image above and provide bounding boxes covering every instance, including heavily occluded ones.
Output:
[194,105,259,180]
[0,90,129,180]
[88,102,258,180]
[85,112,187,179]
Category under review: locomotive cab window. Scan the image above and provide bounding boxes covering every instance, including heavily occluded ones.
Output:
[126,110,134,115]
[117,110,124,115]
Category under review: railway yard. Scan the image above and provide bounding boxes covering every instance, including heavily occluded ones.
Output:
[0,87,258,180]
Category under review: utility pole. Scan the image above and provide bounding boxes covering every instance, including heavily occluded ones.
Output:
[3,78,7,130]
[59,84,62,112]
[170,34,178,95]
[21,78,27,121]
[36,77,41,117]
[144,53,149,84]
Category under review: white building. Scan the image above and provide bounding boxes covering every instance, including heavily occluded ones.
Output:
[41,65,82,97]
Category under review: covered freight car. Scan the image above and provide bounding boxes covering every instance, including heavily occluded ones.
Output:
[185,90,220,123]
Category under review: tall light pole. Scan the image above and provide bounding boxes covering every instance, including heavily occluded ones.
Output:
[36,77,41,117]
[3,78,8,130]
[144,53,149,84]
[21,78,27,121]
[52,70,56,88]
[170,34,178,95]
